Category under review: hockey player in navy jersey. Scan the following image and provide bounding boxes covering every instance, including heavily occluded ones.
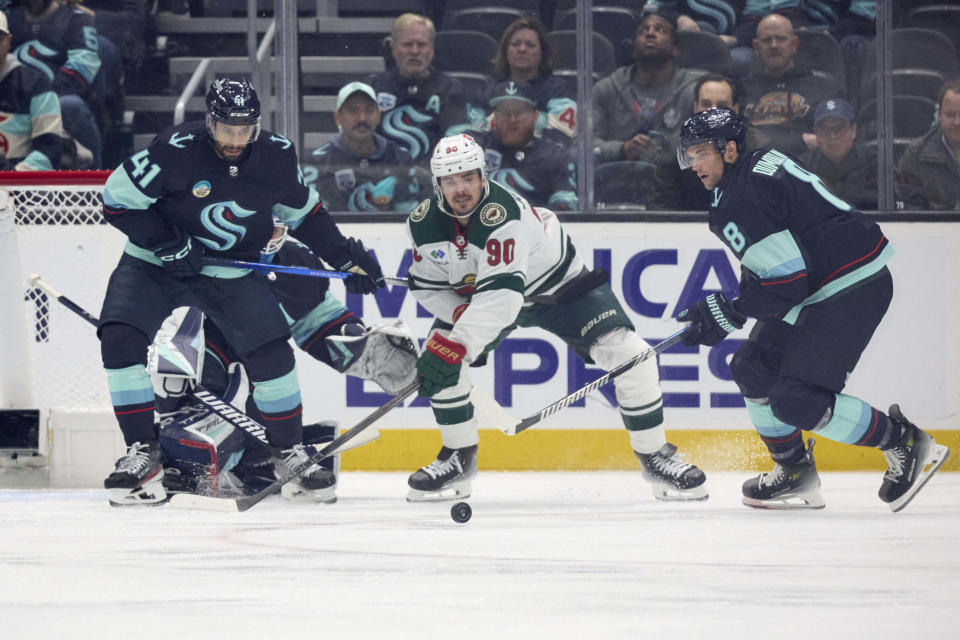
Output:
[675,107,950,512]
[97,77,386,506]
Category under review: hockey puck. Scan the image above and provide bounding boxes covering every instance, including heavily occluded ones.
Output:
[450,501,472,523]
[267,271,277,281]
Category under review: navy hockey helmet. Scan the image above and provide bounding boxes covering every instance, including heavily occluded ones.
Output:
[205,77,261,143]
[677,107,745,169]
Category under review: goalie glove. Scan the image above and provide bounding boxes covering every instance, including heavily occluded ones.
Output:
[417,333,466,398]
[677,292,746,347]
[335,238,386,295]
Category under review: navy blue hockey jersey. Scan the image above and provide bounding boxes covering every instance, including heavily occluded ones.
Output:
[709,148,893,323]
[101,122,351,277]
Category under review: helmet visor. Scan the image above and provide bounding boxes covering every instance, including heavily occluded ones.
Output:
[677,139,722,170]
[206,115,261,145]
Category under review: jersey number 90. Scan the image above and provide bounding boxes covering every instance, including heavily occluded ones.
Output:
[486,238,515,265]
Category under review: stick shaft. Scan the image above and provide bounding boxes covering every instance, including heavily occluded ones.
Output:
[513,328,688,435]
[234,379,419,511]
[28,275,99,328]
[203,257,408,287]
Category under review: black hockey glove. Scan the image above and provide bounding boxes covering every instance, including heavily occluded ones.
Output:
[677,292,747,347]
[153,227,204,279]
[336,238,386,295]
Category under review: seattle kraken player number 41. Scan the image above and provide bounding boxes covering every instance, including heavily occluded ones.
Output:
[676,107,949,512]
[98,78,385,506]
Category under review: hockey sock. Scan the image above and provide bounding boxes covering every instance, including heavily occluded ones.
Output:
[251,367,303,449]
[745,398,806,465]
[105,364,157,446]
[814,394,900,449]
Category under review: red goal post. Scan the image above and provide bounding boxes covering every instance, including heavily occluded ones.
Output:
[0,171,117,418]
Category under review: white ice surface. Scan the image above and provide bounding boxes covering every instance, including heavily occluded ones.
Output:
[1,472,958,640]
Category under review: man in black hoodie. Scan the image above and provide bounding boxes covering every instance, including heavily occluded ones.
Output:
[741,13,842,158]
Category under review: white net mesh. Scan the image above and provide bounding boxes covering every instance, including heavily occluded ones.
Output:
[5,172,117,411]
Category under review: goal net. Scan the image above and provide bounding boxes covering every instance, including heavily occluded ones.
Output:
[1,171,118,414]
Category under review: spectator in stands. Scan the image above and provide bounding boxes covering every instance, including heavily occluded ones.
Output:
[0,11,62,170]
[489,17,576,146]
[799,98,877,210]
[645,0,752,75]
[469,81,577,211]
[896,80,960,211]
[7,0,103,168]
[653,73,740,210]
[368,13,469,163]
[306,81,427,213]
[741,13,842,158]
[593,13,704,164]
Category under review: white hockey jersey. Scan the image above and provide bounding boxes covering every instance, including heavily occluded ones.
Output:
[406,180,583,360]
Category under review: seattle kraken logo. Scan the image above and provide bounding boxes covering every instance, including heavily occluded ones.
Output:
[14,41,58,80]
[196,201,257,251]
[381,106,432,161]
[489,168,535,197]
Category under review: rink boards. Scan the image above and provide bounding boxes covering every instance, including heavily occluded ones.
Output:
[2,219,958,481]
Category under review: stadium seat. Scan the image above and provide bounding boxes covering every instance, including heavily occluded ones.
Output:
[675,30,732,75]
[859,95,938,139]
[908,5,960,52]
[866,138,914,167]
[448,71,494,103]
[864,28,959,75]
[795,30,845,87]
[434,31,499,74]
[594,161,657,208]
[445,7,529,42]
[442,0,539,25]
[554,7,638,68]
[860,68,945,105]
[549,30,617,75]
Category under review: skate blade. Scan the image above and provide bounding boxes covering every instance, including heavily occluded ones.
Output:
[651,482,709,502]
[281,484,338,504]
[742,490,826,510]
[169,493,241,512]
[889,443,950,513]
[108,484,169,507]
[406,481,472,503]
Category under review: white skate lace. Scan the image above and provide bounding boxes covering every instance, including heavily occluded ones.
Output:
[116,442,154,475]
[882,447,906,480]
[650,453,692,478]
[422,454,463,480]
[759,464,787,488]
[282,444,323,477]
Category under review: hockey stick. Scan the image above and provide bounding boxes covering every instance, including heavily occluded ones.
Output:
[202,257,408,287]
[503,327,690,436]
[170,379,420,512]
[29,275,297,450]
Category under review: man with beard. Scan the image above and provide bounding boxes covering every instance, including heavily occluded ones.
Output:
[741,13,842,158]
[468,81,577,210]
[592,13,704,165]
[896,79,960,211]
[307,81,428,212]
[368,13,471,163]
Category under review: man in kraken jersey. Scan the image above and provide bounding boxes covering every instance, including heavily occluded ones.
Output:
[403,133,708,503]
[676,107,949,512]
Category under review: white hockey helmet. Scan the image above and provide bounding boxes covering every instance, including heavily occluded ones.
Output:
[430,134,489,215]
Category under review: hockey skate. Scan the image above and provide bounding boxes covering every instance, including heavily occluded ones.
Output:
[104,442,168,507]
[742,438,825,509]
[635,443,708,501]
[407,445,477,502]
[878,405,950,513]
[274,443,338,504]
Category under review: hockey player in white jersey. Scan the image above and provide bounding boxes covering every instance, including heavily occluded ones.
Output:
[405,133,708,502]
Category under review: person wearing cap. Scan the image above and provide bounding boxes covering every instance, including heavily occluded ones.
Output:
[367,13,470,163]
[0,11,62,170]
[593,13,705,164]
[896,79,960,211]
[800,98,877,210]
[306,81,428,212]
[8,0,104,168]
[467,81,576,210]
[740,14,843,158]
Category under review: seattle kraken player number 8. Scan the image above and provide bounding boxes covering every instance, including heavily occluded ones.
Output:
[98,78,385,506]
